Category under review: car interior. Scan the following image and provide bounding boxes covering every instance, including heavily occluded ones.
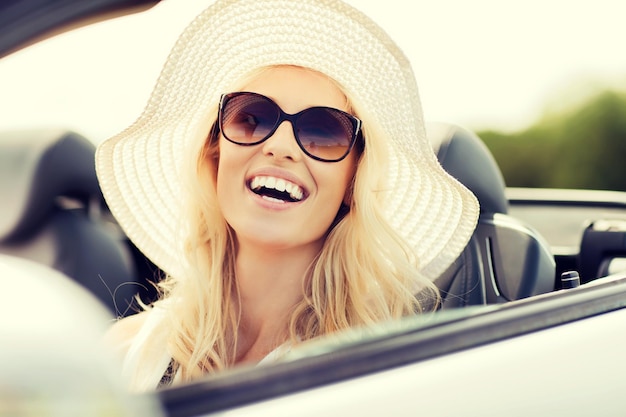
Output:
[0,129,159,317]
[428,122,556,307]
[1,122,559,317]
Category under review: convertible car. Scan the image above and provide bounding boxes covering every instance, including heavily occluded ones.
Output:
[2,1,626,416]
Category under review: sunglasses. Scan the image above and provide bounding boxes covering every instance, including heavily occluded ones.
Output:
[218,92,362,162]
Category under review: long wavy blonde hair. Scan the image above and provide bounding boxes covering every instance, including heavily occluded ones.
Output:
[148,65,439,383]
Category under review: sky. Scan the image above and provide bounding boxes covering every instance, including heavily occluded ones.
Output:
[0,0,625,143]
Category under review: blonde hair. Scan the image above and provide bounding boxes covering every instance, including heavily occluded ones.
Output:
[144,66,439,383]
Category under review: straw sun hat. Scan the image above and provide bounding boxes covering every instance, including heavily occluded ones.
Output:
[96,0,479,281]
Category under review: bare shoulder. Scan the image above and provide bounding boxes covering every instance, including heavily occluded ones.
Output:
[103,311,150,358]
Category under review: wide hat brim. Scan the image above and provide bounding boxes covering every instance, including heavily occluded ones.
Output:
[96,0,479,281]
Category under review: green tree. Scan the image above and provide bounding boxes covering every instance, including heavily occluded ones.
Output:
[480,89,626,191]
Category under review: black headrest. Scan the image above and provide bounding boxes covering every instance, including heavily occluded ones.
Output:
[0,129,102,242]
[427,122,508,214]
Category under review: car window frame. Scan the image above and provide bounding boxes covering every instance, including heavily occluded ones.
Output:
[159,272,626,416]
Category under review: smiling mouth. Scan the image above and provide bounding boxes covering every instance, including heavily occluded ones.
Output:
[248,176,305,203]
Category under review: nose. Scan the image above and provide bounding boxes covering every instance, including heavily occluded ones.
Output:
[261,121,302,162]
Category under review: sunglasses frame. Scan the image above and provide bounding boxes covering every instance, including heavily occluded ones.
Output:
[218,92,362,162]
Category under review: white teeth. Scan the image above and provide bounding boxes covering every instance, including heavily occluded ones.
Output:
[250,176,304,201]
[275,179,286,192]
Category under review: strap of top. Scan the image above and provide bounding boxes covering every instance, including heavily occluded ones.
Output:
[157,358,180,389]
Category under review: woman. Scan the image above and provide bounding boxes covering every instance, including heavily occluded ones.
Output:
[98,0,479,391]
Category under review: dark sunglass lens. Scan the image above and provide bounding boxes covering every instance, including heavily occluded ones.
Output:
[297,108,354,160]
[221,94,278,144]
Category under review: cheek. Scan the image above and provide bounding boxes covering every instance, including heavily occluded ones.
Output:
[216,137,246,176]
[314,159,357,209]
[335,155,358,197]
[215,141,242,204]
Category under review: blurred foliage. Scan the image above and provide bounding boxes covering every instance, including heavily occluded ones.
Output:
[479,89,626,191]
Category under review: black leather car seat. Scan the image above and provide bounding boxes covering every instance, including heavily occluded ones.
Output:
[0,129,156,316]
[427,122,555,307]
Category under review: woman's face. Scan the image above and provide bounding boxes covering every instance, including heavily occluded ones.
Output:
[216,66,358,253]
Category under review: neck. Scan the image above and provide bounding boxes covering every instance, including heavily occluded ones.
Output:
[235,241,320,315]
[232,240,321,362]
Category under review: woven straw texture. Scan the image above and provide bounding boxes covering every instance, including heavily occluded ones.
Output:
[96,0,479,281]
